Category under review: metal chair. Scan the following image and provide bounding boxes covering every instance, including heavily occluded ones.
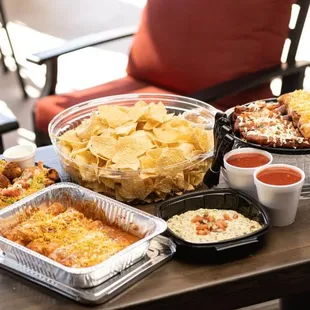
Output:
[0,0,27,98]
[26,0,310,146]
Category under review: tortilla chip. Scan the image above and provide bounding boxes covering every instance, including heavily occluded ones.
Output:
[57,99,213,203]
[89,135,117,159]
[98,105,130,128]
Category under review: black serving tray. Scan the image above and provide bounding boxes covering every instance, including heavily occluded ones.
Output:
[225,98,310,155]
[157,189,271,262]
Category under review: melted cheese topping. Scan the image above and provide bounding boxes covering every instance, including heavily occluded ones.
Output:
[168,209,262,243]
[279,90,310,138]
[235,101,309,147]
[0,203,139,268]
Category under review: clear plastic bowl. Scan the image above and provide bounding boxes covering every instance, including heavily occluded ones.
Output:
[49,93,218,203]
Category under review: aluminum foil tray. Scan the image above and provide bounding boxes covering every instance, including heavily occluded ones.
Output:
[0,236,175,305]
[0,183,167,288]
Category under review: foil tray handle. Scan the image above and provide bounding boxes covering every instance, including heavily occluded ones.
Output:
[0,236,176,305]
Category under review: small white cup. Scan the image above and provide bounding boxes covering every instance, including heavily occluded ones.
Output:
[223,148,273,199]
[254,164,305,227]
[3,144,36,169]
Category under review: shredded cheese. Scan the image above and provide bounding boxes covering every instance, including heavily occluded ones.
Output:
[235,101,309,147]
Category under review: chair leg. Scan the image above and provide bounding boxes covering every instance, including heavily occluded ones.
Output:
[281,70,305,94]
[40,58,58,97]
[0,136,4,154]
[0,43,8,73]
[0,0,8,73]
[0,0,28,98]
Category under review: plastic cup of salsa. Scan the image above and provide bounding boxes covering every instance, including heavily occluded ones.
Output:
[254,164,305,227]
[223,148,273,199]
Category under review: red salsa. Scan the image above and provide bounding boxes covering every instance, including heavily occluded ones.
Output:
[226,153,269,168]
[257,167,302,186]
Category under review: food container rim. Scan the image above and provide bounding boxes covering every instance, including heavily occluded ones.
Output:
[48,93,218,176]
[226,97,310,155]
[157,188,271,247]
[0,182,167,275]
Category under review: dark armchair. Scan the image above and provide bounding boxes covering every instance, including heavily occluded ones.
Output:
[27,0,310,146]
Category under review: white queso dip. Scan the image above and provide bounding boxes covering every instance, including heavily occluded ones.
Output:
[167,209,262,243]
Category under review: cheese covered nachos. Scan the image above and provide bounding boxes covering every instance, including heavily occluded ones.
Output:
[233,90,310,148]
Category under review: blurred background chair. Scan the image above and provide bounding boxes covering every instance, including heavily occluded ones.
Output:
[27,0,310,146]
[0,0,27,98]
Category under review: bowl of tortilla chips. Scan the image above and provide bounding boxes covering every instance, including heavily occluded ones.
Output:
[49,93,217,203]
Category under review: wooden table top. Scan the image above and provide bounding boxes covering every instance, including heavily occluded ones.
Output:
[1,146,310,310]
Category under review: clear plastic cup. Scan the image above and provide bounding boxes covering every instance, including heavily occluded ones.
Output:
[223,148,273,199]
[254,164,305,227]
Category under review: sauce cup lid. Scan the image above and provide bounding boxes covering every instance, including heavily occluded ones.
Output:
[3,144,36,162]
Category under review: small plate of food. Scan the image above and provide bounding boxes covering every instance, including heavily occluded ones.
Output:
[157,188,270,262]
[0,160,60,209]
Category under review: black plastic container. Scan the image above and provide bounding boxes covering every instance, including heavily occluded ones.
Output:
[157,189,271,262]
[225,98,310,155]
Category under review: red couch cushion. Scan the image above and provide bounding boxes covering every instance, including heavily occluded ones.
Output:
[211,84,275,111]
[36,0,296,133]
[127,0,295,95]
[35,77,173,133]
